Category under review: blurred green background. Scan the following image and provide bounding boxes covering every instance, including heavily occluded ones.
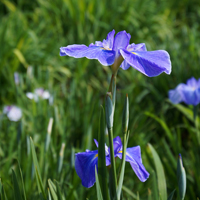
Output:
[0,0,200,199]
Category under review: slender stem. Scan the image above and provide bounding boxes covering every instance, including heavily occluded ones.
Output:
[193,105,200,145]
[108,127,117,199]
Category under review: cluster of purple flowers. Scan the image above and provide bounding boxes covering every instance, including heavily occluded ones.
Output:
[75,136,149,188]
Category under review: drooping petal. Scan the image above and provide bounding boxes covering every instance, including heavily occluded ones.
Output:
[113,31,131,53]
[168,84,185,104]
[116,146,149,182]
[75,150,98,188]
[60,45,116,66]
[120,49,171,77]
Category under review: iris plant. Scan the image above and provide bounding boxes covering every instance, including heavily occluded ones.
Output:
[169,77,200,106]
[61,30,171,199]
[60,30,171,77]
[75,136,149,188]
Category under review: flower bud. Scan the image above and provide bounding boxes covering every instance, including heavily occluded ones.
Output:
[122,94,129,133]
[177,154,186,200]
[105,92,114,129]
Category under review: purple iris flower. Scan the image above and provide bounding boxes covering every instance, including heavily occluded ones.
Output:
[169,77,200,106]
[60,30,171,77]
[75,137,149,188]
[112,136,149,182]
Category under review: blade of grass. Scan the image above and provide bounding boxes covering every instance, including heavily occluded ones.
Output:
[167,189,176,200]
[148,144,167,200]
[117,131,129,200]
[48,179,57,200]
[98,106,109,200]
[95,166,103,200]
[16,160,27,200]
[30,137,47,200]
[12,169,22,200]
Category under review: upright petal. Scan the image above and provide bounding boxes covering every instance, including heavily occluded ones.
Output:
[102,30,115,49]
[60,45,116,66]
[120,49,171,77]
[93,139,109,156]
[113,31,131,52]
[186,77,198,88]
[75,150,98,188]
[113,136,122,154]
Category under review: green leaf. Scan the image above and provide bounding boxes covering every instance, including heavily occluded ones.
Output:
[167,189,176,200]
[137,192,140,200]
[98,106,109,200]
[12,169,22,200]
[167,101,199,125]
[16,160,27,200]
[48,188,52,200]
[95,166,103,200]
[122,186,137,199]
[30,137,47,199]
[148,144,167,200]
[48,179,57,200]
[145,112,173,141]
[117,132,129,200]
[0,179,2,196]
[55,182,63,200]
[0,184,8,200]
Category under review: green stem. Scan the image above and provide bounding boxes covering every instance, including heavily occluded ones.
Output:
[193,105,200,145]
[108,127,117,199]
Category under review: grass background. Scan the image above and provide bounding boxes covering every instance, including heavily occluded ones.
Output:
[0,0,200,199]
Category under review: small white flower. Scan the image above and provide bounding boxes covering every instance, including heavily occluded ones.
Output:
[3,106,22,121]
[26,88,51,102]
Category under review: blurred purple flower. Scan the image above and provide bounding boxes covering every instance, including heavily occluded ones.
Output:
[169,77,200,105]
[3,105,22,121]
[26,88,51,102]
[60,30,171,77]
[75,136,149,188]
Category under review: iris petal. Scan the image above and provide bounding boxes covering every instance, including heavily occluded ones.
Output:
[169,84,185,104]
[180,86,199,105]
[113,31,131,53]
[60,45,116,66]
[113,137,149,182]
[120,49,171,77]
[75,150,98,188]
[186,77,198,88]
[127,43,147,52]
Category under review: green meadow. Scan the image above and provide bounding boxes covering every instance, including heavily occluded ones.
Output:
[0,0,200,199]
